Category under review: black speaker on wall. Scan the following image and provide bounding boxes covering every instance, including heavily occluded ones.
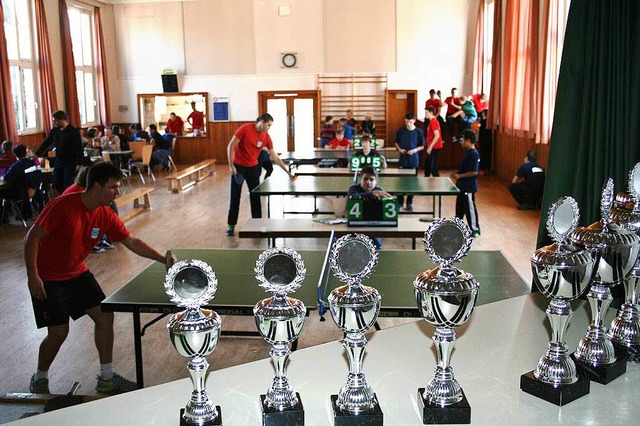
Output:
[161,74,179,93]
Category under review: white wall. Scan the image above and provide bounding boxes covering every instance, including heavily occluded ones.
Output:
[101,0,480,123]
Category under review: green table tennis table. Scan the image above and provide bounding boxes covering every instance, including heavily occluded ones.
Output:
[102,248,528,388]
[252,175,460,217]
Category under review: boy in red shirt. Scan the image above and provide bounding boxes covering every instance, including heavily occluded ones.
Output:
[24,162,175,395]
[325,131,351,149]
[424,106,443,177]
[226,113,294,235]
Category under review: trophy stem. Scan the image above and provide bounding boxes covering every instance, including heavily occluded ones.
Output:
[265,343,298,410]
[184,356,218,424]
[336,331,376,414]
[423,327,463,406]
[574,283,617,365]
[534,299,578,385]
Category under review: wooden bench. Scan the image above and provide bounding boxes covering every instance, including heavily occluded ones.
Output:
[165,159,216,193]
[115,187,154,222]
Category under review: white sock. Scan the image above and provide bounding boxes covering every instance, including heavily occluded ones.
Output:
[35,370,48,380]
[100,363,114,380]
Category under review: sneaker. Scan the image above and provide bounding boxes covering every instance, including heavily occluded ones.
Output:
[96,373,137,395]
[226,225,235,236]
[98,240,115,250]
[472,231,481,238]
[406,204,414,212]
[30,374,50,394]
[92,245,105,253]
[398,205,404,212]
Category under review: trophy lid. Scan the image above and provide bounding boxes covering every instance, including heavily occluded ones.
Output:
[329,233,378,285]
[253,295,306,319]
[254,247,306,295]
[413,267,478,295]
[422,217,472,269]
[615,191,634,209]
[164,260,218,309]
[531,242,595,268]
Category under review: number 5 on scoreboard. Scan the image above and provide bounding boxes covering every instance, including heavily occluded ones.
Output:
[347,199,363,220]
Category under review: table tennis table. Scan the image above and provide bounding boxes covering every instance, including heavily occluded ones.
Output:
[252,175,460,217]
[291,165,417,177]
[102,248,528,388]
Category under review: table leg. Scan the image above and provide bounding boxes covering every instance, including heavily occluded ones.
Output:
[133,312,144,389]
[438,195,442,217]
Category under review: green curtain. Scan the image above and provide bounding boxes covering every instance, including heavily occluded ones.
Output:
[538,0,640,248]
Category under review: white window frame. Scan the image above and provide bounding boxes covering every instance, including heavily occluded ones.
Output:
[3,0,41,134]
[67,3,100,127]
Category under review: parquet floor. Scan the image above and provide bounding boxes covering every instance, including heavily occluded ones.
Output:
[0,165,541,416]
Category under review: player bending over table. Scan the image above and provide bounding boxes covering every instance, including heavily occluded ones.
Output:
[226,113,294,236]
[24,161,176,395]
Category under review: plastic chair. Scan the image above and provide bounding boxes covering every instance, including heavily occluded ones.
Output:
[130,145,156,185]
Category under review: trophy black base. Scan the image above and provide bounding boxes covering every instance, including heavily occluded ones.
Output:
[331,394,383,426]
[519,370,590,406]
[570,353,627,384]
[417,388,470,424]
[260,394,304,426]
[180,407,222,426]
[613,342,640,363]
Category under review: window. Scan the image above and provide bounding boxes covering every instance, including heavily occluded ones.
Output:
[2,0,39,133]
[67,4,98,126]
[483,0,494,95]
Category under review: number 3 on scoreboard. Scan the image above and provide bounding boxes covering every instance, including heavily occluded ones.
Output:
[382,198,398,220]
[347,199,363,219]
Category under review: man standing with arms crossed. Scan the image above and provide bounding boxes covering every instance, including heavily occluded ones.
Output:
[25,162,176,395]
[226,113,294,236]
[394,112,424,211]
[35,110,83,193]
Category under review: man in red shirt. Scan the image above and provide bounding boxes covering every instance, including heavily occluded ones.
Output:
[187,102,205,136]
[424,106,443,177]
[226,113,294,236]
[444,87,463,141]
[472,93,489,114]
[24,161,175,395]
[165,112,184,136]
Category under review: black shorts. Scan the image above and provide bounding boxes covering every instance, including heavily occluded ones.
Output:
[31,271,106,328]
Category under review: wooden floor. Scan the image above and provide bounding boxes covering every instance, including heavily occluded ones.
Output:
[0,165,541,417]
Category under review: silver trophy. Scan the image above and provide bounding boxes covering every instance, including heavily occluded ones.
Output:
[521,197,594,405]
[328,233,383,425]
[608,163,640,361]
[570,179,640,384]
[413,218,479,424]
[253,248,307,425]
[165,260,222,425]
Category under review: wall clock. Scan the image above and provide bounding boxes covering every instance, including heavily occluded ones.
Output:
[282,53,297,68]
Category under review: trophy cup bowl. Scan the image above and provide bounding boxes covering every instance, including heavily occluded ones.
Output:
[165,260,222,425]
[608,162,640,360]
[328,233,383,425]
[520,197,594,405]
[253,248,307,425]
[569,179,640,384]
[413,218,479,424]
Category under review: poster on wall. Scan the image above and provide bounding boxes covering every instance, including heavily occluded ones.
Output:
[212,97,230,122]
